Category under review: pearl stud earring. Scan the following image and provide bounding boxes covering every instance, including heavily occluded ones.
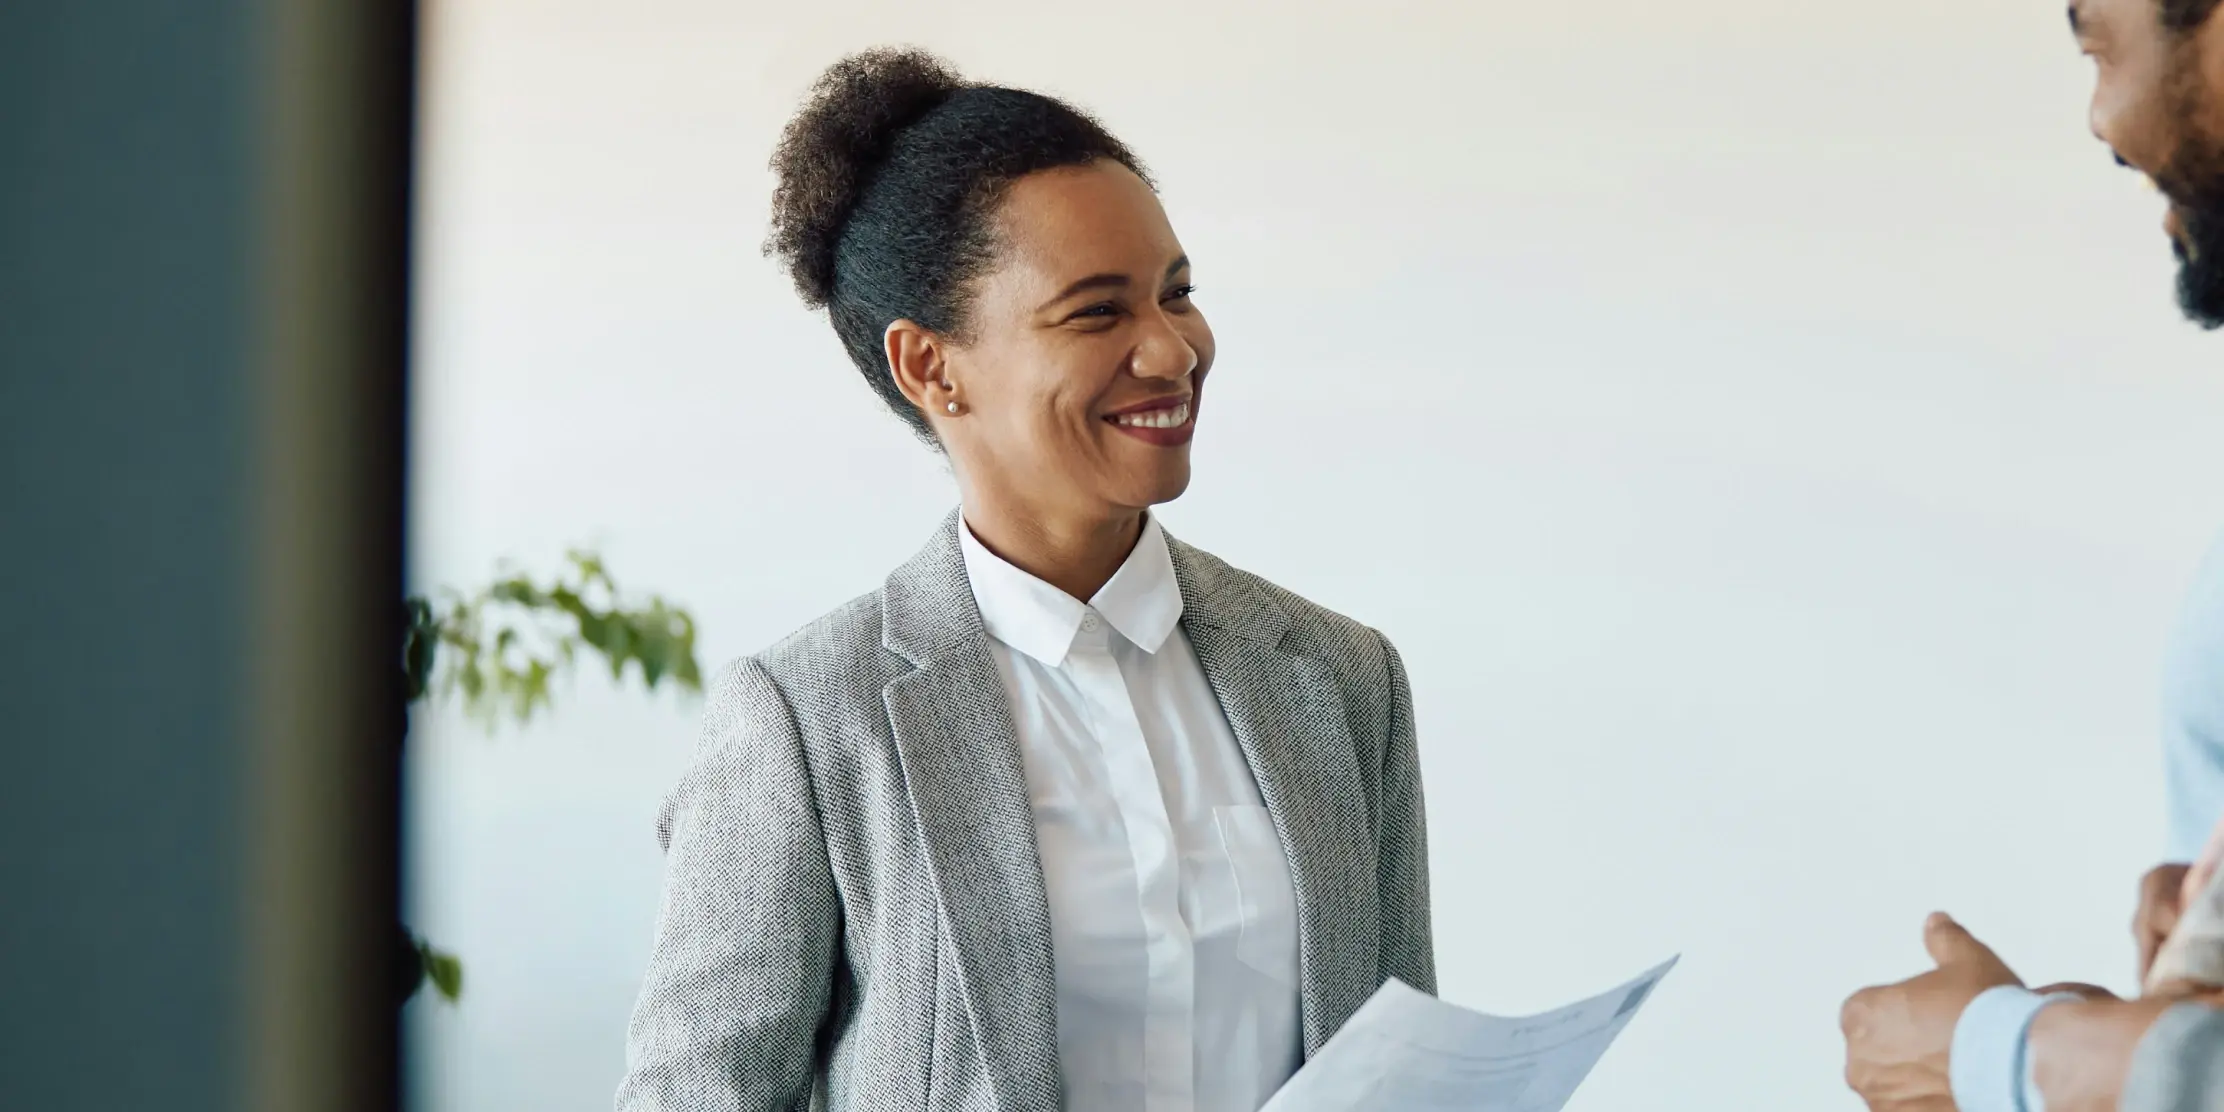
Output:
[946,401,962,415]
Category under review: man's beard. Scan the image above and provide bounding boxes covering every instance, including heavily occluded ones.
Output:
[2162,51,2224,329]
[2170,187,2224,329]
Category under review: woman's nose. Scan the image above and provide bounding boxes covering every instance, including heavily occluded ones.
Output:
[1132,310,1199,381]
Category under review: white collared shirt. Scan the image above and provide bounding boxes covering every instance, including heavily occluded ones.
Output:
[959,515,1303,1112]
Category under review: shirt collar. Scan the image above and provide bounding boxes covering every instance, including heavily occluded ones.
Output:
[958,514,1185,667]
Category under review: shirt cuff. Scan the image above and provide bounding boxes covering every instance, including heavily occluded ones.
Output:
[1951,985,2080,1112]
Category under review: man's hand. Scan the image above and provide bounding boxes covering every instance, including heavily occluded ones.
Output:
[1841,913,2024,1111]
[2136,862,2193,983]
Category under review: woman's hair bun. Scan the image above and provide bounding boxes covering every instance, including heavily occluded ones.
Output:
[766,48,967,307]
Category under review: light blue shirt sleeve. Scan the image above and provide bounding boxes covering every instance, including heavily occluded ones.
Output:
[1955,533,2224,1112]
[2164,530,2224,862]
[1951,986,2083,1112]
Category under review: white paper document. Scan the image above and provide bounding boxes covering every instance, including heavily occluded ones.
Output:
[1261,957,1678,1112]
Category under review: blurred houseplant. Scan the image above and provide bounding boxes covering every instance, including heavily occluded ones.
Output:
[399,550,703,1003]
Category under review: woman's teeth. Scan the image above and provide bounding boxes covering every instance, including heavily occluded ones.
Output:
[1111,403,1190,429]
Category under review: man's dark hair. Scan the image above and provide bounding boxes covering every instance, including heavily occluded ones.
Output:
[2161,0,2224,32]
[765,48,1149,443]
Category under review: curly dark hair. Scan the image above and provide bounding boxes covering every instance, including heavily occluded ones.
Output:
[2161,0,2224,31]
[765,48,1151,443]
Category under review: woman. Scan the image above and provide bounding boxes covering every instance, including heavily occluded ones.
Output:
[617,48,1433,1112]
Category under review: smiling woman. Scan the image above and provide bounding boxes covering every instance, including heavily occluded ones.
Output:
[614,46,1435,1112]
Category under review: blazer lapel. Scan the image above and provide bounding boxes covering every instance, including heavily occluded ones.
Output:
[1169,538,1382,1055]
[882,514,1061,1111]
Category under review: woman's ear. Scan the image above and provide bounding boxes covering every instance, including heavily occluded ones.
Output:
[885,319,958,418]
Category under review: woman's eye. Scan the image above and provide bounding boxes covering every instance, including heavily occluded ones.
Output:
[1164,284,1197,302]
[1075,302,1119,319]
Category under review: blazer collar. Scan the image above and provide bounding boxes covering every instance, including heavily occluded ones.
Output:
[881,510,979,666]
[1164,529,1292,652]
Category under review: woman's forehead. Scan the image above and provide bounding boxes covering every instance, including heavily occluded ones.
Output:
[994,164,1183,279]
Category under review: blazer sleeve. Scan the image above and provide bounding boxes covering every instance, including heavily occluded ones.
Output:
[616,657,840,1112]
[1375,633,1437,994]
[2122,1001,2224,1112]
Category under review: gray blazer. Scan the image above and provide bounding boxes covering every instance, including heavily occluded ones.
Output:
[2124,1002,2224,1112]
[616,513,1434,1111]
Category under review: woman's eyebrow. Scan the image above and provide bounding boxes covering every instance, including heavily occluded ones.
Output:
[1037,273,1129,313]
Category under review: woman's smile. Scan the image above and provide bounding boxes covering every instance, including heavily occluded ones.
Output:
[1103,389,1198,447]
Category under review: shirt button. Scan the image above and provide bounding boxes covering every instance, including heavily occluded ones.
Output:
[1080,613,1101,633]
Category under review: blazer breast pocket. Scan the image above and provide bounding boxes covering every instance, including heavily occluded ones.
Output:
[1212,804,1300,986]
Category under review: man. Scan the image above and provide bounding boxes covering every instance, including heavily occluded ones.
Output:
[1840,0,2224,1108]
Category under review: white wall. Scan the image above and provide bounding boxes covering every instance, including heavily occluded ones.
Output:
[405,1,2224,1108]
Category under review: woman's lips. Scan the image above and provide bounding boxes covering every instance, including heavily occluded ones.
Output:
[1104,398,1195,447]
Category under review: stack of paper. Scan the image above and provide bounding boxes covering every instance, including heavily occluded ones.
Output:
[1262,957,1678,1112]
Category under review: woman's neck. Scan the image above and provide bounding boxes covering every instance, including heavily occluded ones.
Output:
[960,496,1145,604]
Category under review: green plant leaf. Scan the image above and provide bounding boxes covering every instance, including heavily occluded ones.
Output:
[415,549,705,729]
[418,940,464,1003]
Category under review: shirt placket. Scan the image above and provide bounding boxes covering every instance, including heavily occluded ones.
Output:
[1066,608,1194,1110]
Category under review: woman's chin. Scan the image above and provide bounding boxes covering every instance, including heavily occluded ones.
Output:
[1104,464,1192,511]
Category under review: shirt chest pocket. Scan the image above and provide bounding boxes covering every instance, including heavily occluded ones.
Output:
[1212,804,1300,986]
